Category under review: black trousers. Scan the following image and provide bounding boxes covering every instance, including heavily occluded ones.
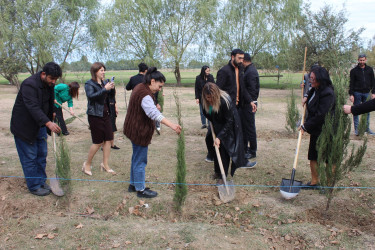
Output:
[239,105,257,155]
[54,107,68,134]
[205,126,233,178]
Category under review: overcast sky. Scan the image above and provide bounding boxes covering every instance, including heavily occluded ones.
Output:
[307,0,375,42]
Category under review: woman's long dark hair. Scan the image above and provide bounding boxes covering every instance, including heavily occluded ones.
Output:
[144,67,166,84]
[199,65,210,80]
[69,81,80,99]
[311,66,333,90]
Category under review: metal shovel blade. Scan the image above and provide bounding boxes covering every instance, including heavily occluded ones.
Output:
[280,178,302,200]
[50,176,64,197]
[218,180,235,203]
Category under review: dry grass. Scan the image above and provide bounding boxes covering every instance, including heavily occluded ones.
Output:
[1,85,375,249]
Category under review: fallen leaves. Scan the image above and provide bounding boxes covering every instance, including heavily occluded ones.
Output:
[75,223,84,229]
[34,233,58,240]
[35,233,47,239]
[86,206,95,215]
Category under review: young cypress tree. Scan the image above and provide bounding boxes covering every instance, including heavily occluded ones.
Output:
[316,71,367,210]
[357,112,367,137]
[55,135,72,196]
[285,88,300,133]
[173,89,187,211]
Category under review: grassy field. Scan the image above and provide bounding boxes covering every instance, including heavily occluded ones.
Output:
[0,84,374,249]
[0,69,302,89]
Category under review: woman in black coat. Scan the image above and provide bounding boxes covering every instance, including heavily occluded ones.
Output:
[300,66,335,189]
[202,83,255,182]
[195,66,215,129]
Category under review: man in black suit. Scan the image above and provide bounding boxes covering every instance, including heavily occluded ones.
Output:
[242,53,259,159]
[207,49,256,169]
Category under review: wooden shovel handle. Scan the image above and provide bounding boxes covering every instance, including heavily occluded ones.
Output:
[210,122,230,193]
[295,47,308,171]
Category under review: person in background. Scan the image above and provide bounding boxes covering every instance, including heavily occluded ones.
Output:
[126,63,162,134]
[108,81,120,150]
[123,67,181,198]
[202,83,256,184]
[54,81,80,135]
[210,49,255,165]
[126,62,148,91]
[299,66,335,189]
[11,62,62,196]
[348,54,375,135]
[242,53,259,159]
[195,65,215,129]
[82,62,115,176]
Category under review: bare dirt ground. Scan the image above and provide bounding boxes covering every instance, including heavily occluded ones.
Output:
[1,85,375,249]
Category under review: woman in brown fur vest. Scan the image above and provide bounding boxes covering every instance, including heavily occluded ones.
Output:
[123,67,181,198]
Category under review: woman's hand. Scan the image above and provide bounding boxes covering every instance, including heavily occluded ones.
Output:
[298,126,305,135]
[302,97,307,106]
[343,105,352,114]
[69,107,74,116]
[214,138,220,148]
[196,99,199,104]
[115,104,119,115]
[104,82,114,90]
[170,123,182,134]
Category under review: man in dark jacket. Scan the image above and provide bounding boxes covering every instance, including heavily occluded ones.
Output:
[216,49,255,111]
[349,54,375,135]
[242,53,259,159]
[10,62,62,196]
[210,49,256,168]
[126,63,161,133]
[126,62,148,90]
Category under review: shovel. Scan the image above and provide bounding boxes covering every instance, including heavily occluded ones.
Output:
[50,132,64,196]
[210,122,235,203]
[280,47,307,200]
[280,106,305,199]
[55,102,90,128]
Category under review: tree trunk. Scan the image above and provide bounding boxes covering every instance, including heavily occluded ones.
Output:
[5,74,20,91]
[174,64,182,87]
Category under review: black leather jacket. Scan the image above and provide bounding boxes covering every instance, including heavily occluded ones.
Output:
[85,79,112,117]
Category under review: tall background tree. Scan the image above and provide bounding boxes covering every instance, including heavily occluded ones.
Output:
[0,0,99,87]
[284,4,364,72]
[0,0,25,89]
[93,0,162,66]
[212,0,302,68]
[156,0,218,86]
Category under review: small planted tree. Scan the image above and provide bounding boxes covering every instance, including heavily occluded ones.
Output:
[55,134,72,196]
[316,72,367,210]
[173,89,187,212]
[357,112,367,137]
[285,89,300,133]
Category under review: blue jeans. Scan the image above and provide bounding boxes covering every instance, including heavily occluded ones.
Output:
[130,142,148,191]
[353,92,370,130]
[14,127,48,191]
[199,104,207,126]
